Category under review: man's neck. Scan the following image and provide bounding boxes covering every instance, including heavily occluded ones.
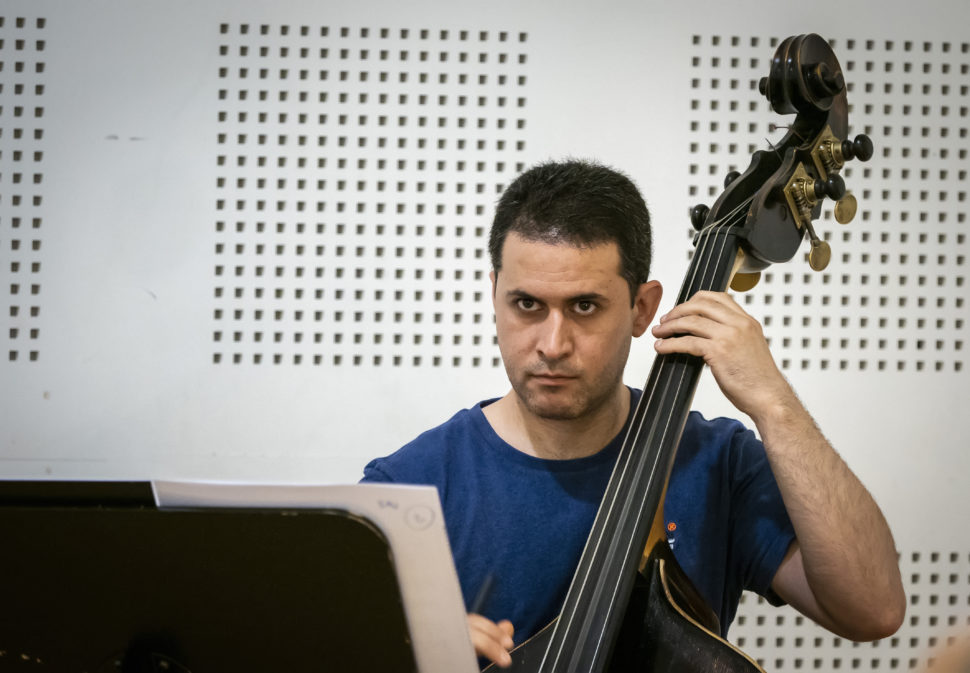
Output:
[482,387,631,460]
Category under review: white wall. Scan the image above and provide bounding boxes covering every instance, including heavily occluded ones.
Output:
[2,0,968,668]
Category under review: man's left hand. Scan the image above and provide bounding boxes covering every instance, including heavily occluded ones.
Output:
[650,290,793,423]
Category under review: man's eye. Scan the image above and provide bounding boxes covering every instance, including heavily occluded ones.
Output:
[575,301,596,315]
[516,298,538,311]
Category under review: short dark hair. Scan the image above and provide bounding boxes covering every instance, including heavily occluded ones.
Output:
[488,160,652,300]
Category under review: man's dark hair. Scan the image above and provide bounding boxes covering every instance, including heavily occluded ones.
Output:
[488,160,653,301]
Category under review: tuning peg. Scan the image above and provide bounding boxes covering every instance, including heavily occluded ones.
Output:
[803,219,831,271]
[690,204,710,231]
[812,174,846,201]
[834,192,858,224]
[841,134,874,162]
[808,237,832,271]
[724,170,741,188]
[730,272,761,292]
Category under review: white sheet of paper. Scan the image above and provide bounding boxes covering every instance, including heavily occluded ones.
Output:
[153,480,479,673]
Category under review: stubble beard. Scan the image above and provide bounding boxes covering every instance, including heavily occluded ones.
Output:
[507,362,623,422]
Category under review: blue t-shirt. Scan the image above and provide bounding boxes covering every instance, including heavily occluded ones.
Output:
[361,389,794,643]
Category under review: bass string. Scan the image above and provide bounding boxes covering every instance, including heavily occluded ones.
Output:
[591,199,749,645]
[540,198,748,669]
[540,195,754,673]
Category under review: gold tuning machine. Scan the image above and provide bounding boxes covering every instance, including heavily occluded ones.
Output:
[783,164,840,230]
[812,127,872,225]
[814,128,874,174]
[783,163,834,272]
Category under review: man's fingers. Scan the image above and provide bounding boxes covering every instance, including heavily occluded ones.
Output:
[653,334,714,361]
[660,292,736,322]
[468,614,515,668]
[653,292,763,355]
[652,313,720,340]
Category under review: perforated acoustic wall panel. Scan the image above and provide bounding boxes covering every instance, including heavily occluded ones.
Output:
[212,23,527,367]
[0,16,46,363]
[687,35,968,374]
[731,552,970,671]
[1,2,970,671]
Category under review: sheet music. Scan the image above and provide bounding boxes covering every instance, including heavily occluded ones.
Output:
[153,481,478,673]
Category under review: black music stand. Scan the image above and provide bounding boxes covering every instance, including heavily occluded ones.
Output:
[0,480,421,672]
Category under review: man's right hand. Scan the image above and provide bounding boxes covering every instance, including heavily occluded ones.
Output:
[467,613,515,668]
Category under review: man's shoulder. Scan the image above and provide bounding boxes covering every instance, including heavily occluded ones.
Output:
[677,409,765,476]
[683,409,750,442]
[623,387,752,459]
[411,396,502,446]
[361,400,496,483]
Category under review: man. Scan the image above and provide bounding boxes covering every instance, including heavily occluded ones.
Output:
[362,160,905,668]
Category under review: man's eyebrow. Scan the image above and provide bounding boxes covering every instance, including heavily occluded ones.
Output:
[505,289,539,301]
[504,289,609,303]
[569,292,609,303]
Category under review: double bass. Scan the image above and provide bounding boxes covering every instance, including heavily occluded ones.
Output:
[485,34,873,672]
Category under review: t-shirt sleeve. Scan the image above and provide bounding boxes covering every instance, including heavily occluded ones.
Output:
[728,426,796,605]
[360,458,396,483]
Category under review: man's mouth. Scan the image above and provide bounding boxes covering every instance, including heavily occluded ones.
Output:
[530,373,577,384]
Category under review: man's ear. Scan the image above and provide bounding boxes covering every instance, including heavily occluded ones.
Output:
[489,270,497,299]
[632,280,663,337]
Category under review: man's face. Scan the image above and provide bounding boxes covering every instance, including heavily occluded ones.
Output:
[491,232,660,421]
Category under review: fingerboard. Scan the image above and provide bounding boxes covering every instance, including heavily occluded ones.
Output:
[536,222,744,673]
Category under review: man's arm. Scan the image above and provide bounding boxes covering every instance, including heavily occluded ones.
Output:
[651,291,905,641]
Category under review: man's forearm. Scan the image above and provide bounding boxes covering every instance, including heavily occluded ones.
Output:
[755,395,906,640]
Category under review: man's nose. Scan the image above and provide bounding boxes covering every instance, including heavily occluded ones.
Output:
[537,311,572,360]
